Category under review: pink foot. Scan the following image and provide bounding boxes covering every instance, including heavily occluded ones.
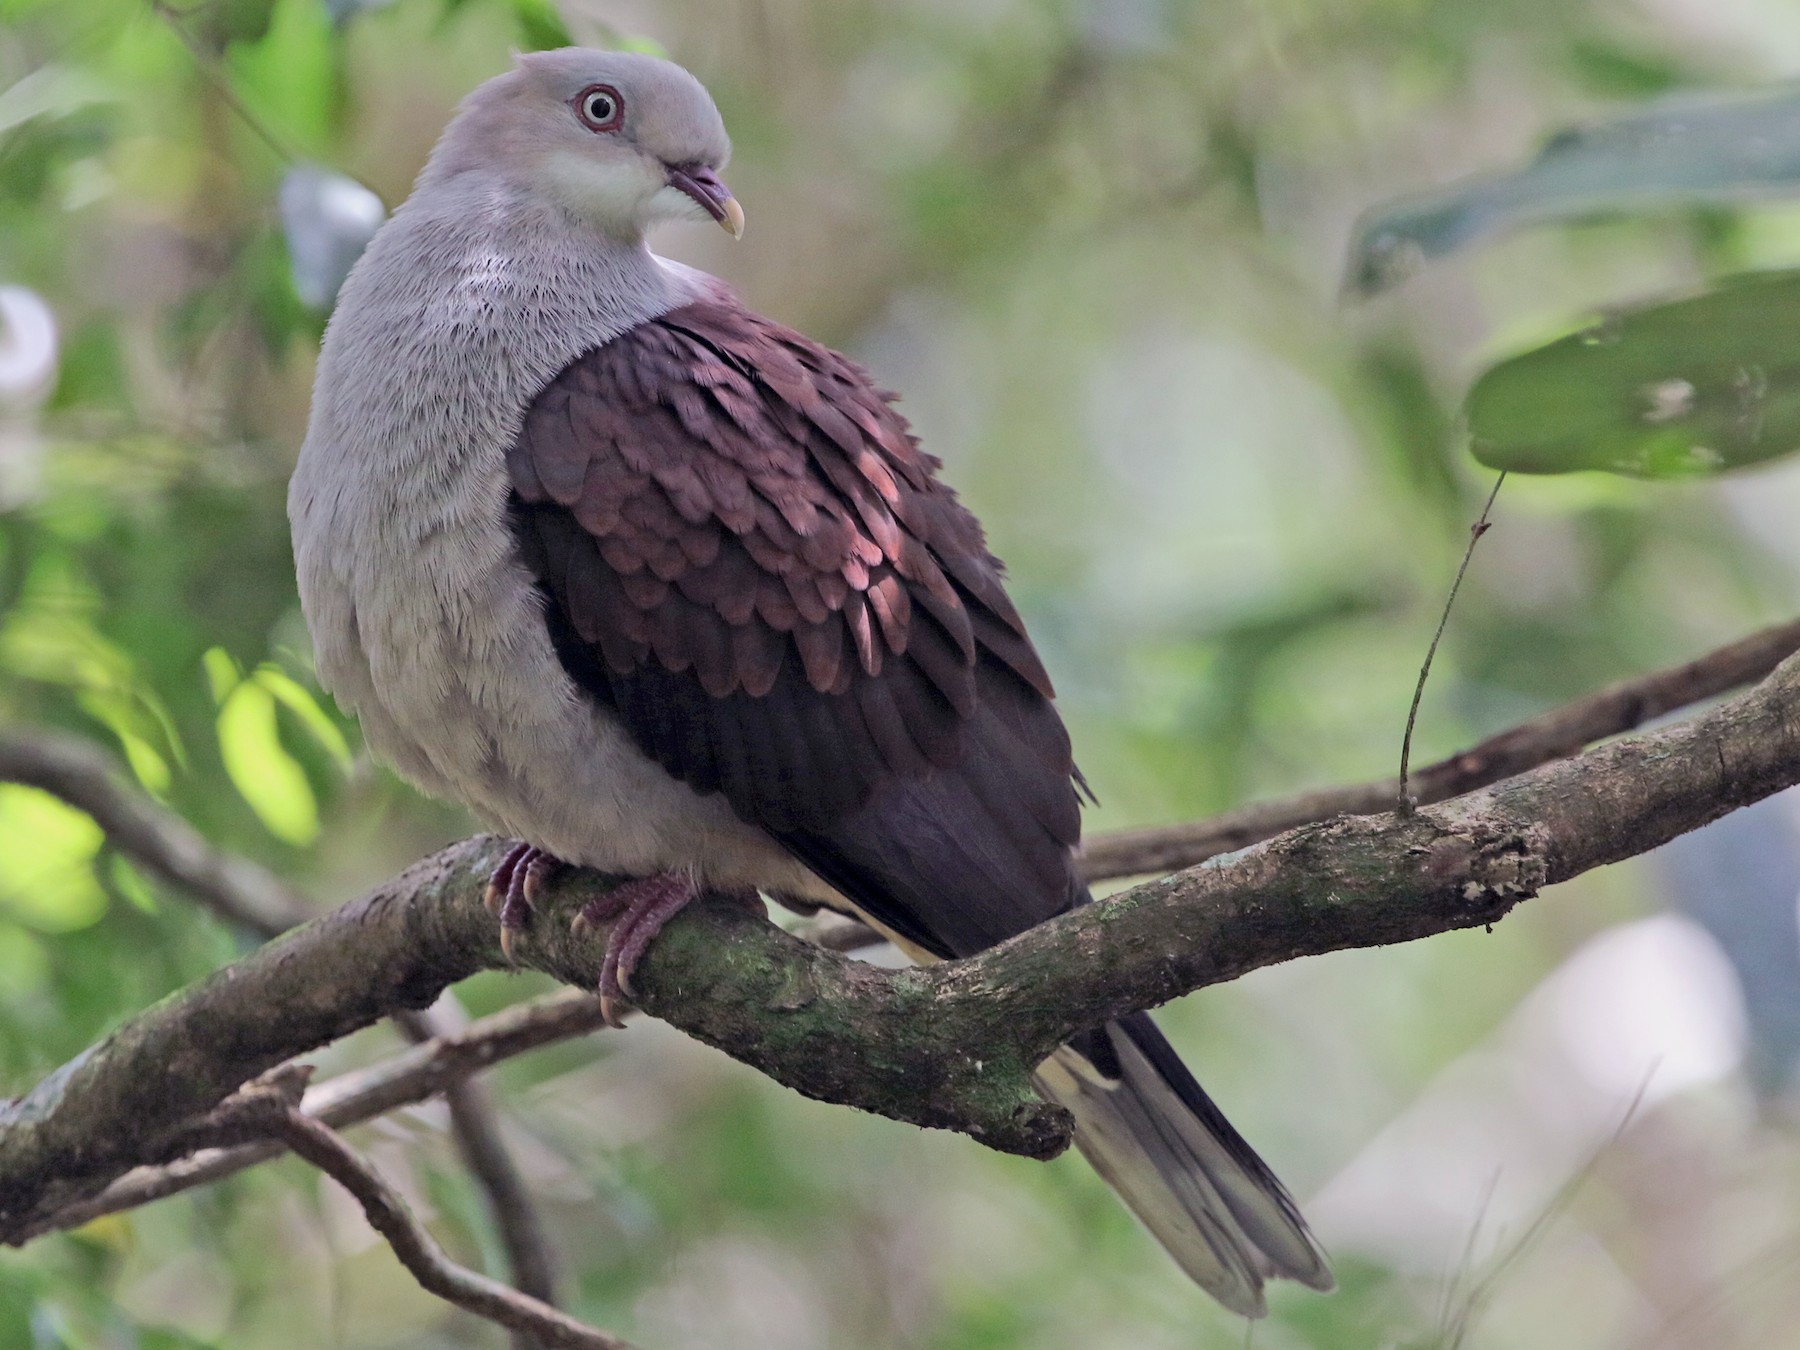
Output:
[571,875,760,1026]
[570,873,697,1027]
[482,842,562,961]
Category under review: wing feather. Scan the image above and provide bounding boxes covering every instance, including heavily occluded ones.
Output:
[507,295,1080,944]
[504,294,1331,1309]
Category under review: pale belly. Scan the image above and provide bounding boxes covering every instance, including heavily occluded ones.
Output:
[296,504,831,901]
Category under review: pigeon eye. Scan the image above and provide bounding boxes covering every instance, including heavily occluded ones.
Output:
[575,85,623,132]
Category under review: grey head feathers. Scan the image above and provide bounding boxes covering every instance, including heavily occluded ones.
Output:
[418,49,735,240]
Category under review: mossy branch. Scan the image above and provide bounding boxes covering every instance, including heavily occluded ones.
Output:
[3,647,1799,1245]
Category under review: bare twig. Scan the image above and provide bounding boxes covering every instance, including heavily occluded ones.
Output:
[250,1098,633,1350]
[1398,473,1506,815]
[0,729,564,1334]
[1080,611,1800,880]
[0,729,308,935]
[393,1001,560,1348]
[1435,1080,1650,1349]
[149,0,299,165]
[16,991,611,1241]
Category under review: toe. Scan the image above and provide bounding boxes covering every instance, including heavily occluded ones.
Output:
[570,889,627,935]
[484,842,531,915]
[597,952,629,1028]
[521,852,560,904]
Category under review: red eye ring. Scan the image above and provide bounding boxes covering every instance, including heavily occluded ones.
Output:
[574,83,625,132]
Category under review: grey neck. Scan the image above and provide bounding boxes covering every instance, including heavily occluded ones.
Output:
[301,169,706,498]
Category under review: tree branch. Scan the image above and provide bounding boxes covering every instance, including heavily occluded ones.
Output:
[396,1008,558,1350]
[237,1093,633,1350]
[4,644,1797,1244]
[0,726,565,1340]
[1080,613,1800,880]
[394,1002,561,1350]
[12,990,612,1242]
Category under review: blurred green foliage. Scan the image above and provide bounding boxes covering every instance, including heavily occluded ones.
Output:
[4,0,1800,1347]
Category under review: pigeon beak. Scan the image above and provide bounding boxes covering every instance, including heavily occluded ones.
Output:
[667,163,745,239]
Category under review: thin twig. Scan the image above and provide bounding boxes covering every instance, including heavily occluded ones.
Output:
[1399,473,1506,815]
[1080,610,1800,881]
[256,1101,634,1350]
[394,1001,560,1350]
[149,0,299,166]
[1435,1078,1650,1349]
[13,991,612,1242]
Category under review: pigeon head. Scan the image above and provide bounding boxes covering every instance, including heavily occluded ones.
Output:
[426,48,742,241]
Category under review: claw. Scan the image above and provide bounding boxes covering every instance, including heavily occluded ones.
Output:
[522,851,559,903]
[568,871,703,1027]
[598,962,628,1029]
[486,842,560,964]
[484,842,531,915]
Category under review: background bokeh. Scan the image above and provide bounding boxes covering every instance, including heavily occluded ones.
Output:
[5,0,1800,1345]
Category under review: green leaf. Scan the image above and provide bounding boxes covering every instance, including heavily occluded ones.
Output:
[254,664,353,771]
[0,786,107,933]
[106,855,157,914]
[1466,271,1800,478]
[0,567,127,690]
[216,678,319,845]
[75,690,178,792]
[194,0,282,49]
[202,645,243,704]
[1347,87,1800,295]
[0,66,109,140]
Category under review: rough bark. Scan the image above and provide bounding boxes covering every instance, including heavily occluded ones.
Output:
[3,646,1797,1249]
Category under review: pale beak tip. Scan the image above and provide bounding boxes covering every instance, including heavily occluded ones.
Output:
[721,196,746,240]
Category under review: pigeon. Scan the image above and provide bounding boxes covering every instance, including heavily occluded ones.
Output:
[288,47,1331,1315]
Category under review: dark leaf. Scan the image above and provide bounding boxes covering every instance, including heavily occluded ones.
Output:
[1467,271,1800,478]
[1348,86,1800,295]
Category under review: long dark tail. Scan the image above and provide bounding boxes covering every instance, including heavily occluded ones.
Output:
[1035,1012,1333,1317]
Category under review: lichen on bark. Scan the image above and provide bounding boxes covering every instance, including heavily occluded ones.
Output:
[3,650,1799,1244]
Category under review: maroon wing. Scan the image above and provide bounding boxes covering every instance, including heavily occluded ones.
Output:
[508,301,1337,1307]
[506,298,1087,957]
